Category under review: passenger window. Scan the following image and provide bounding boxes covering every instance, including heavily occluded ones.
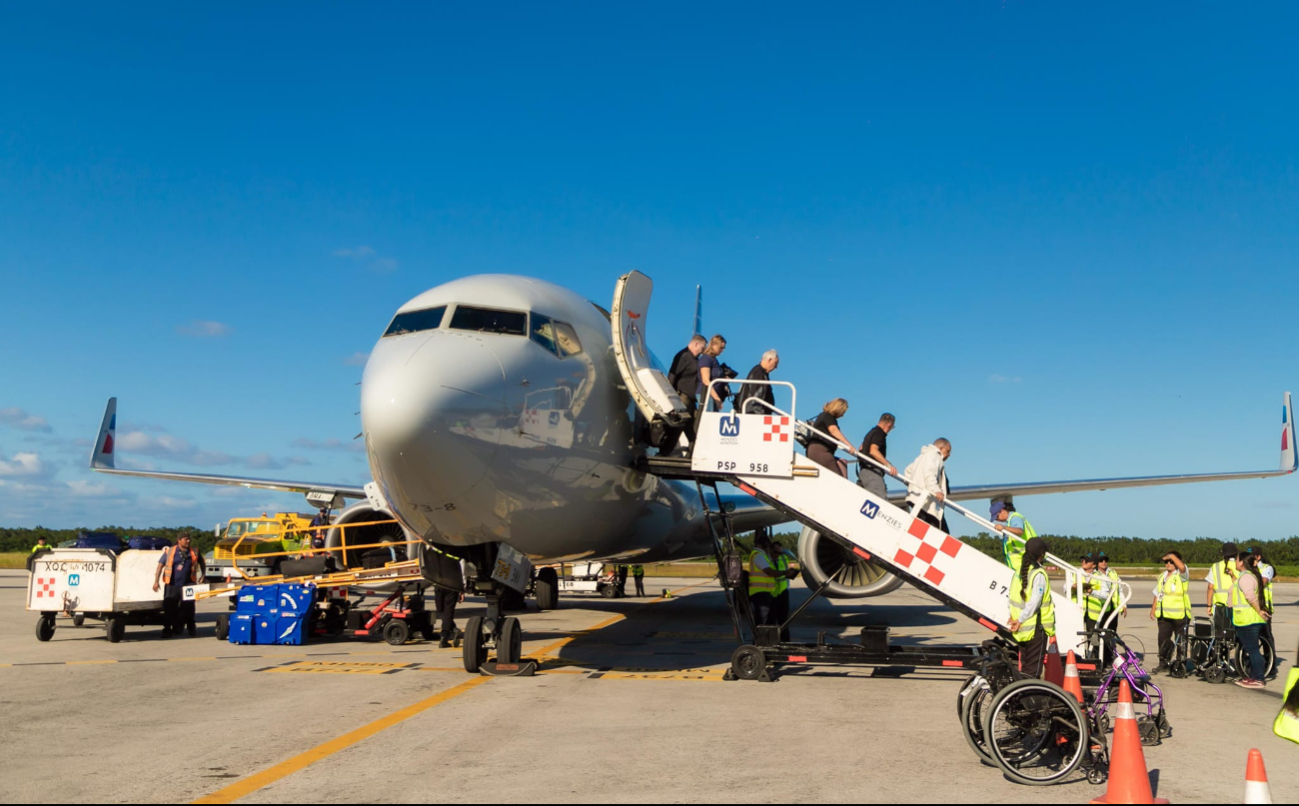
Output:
[530,313,559,355]
[553,321,583,357]
[448,306,527,335]
[383,306,447,338]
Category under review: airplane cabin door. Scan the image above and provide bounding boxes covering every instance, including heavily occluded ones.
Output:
[610,271,691,425]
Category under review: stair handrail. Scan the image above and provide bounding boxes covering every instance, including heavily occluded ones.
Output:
[734,393,1133,620]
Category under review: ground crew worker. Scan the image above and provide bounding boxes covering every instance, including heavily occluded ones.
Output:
[1096,553,1125,619]
[631,564,645,597]
[1007,537,1054,679]
[30,536,51,553]
[1276,639,1299,744]
[616,565,629,597]
[433,557,468,648]
[1205,541,1239,633]
[152,533,201,638]
[990,499,1035,572]
[748,532,798,639]
[1071,553,1103,636]
[308,507,330,551]
[1230,550,1270,689]
[1249,547,1276,660]
[1149,551,1190,674]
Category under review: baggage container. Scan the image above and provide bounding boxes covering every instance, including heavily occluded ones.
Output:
[272,613,308,645]
[229,613,256,644]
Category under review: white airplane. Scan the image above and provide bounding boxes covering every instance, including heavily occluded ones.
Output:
[89,272,1297,668]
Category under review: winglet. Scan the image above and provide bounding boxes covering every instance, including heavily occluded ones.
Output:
[1283,392,1296,473]
[90,398,117,470]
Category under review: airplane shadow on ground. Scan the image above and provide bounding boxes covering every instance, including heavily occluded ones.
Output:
[524,588,967,675]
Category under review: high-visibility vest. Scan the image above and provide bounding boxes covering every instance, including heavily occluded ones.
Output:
[772,551,794,597]
[1105,568,1124,611]
[631,565,644,578]
[748,550,776,597]
[1229,573,1266,628]
[1009,566,1055,643]
[31,544,48,553]
[1209,560,1236,607]
[1274,668,1299,745]
[1001,514,1036,572]
[1154,571,1189,620]
[1260,562,1275,610]
[161,546,201,585]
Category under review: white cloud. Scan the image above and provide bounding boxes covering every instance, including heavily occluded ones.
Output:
[116,431,237,466]
[177,320,232,338]
[333,245,398,273]
[0,450,45,477]
[333,245,376,259]
[66,479,131,499]
[343,351,370,367]
[291,437,365,453]
[0,407,53,433]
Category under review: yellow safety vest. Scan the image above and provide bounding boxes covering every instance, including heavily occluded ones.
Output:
[31,544,49,553]
[748,550,776,597]
[772,551,794,597]
[1229,573,1265,628]
[1209,560,1236,607]
[1260,563,1275,610]
[1001,514,1036,572]
[1009,566,1055,643]
[1104,568,1124,611]
[1274,668,1299,745]
[1155,571,1189,620]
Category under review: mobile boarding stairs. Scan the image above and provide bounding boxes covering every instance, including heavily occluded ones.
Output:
[609,270,1128,682]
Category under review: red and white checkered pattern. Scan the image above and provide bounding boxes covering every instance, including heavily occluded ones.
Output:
[763,416,791,443]
[34,577,55,599]
[893,519,964,587]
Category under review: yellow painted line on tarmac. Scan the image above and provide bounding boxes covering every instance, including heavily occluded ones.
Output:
[192,676,491,805]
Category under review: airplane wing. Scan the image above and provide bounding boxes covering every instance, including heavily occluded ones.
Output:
[88,398,368,500]
[939,391,1296,503]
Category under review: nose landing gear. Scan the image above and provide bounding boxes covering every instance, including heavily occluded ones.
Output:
[461,586,524,673]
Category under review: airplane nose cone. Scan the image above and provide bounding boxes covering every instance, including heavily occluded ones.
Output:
[362,333,508,504]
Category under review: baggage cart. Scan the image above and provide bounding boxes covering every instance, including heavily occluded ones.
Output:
[27,549,170,642]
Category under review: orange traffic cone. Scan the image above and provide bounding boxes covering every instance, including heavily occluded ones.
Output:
[1063,649,1084,704]
[1091,680,1169,804]
[1044,642,1064,687]
[1243,748,1272,804]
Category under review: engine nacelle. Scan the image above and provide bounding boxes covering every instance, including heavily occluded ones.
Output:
[325,502,410,567]
[797,525,904,598]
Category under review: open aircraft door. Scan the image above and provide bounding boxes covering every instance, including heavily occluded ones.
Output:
[611,271,693,444]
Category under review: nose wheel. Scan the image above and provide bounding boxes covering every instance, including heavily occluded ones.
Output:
[461,597,525,673]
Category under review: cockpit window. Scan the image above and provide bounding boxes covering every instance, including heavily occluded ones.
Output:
[448,306,527,335]
[553,321,583,357]
[530,313,559,354]
[383,306,447,338]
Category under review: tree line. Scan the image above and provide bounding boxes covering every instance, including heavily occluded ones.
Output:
[0,527,217,555]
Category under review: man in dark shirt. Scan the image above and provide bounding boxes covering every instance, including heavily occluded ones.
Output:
[667,335,706,448]
[737,350,780,414]
[152,533,201,637]
[857,413,897,499]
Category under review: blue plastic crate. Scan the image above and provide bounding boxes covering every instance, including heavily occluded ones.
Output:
[271,613,308,645]
[228,613,255,644]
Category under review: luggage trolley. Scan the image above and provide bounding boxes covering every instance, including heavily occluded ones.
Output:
[27,548,171,643]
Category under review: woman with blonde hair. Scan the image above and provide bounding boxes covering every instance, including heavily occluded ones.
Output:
[806,398,851,477]
[697,335,728,412]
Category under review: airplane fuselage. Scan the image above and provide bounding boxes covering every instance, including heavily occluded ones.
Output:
[361,275,711,563]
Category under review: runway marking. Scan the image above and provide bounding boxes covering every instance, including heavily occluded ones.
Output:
[191,676,491,804]
[259,661,421,675]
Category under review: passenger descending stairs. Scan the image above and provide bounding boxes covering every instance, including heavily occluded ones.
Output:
[664,409,1092,656]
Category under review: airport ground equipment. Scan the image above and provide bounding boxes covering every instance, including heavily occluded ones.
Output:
[208,512,317,580]
[1168,607,1276,683]
[544,562,622,599]
[27,548,169,643]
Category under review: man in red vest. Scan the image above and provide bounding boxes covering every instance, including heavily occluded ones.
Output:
[153,533,202,637]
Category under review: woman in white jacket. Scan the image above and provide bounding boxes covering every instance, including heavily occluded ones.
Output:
[903,439,951,531]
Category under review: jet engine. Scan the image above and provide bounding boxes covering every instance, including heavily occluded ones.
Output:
[325,501,411,567]
[796,525,904,598]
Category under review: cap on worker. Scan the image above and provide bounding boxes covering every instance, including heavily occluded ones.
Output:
[990,500,1008,519]
[1024,536,1048,559]
[1096,552,1109,562]
[1221,541,1239,559]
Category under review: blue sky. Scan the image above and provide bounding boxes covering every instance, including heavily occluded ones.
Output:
[1,3,1295,539]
